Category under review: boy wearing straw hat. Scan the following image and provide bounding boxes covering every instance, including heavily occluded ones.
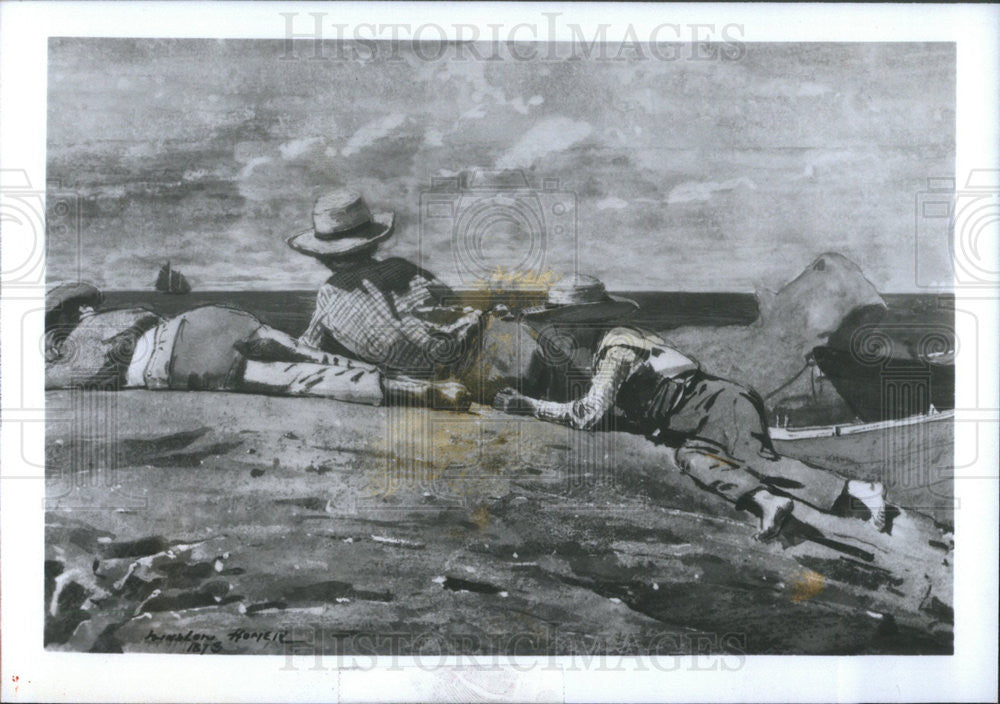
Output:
[288,188,482,377]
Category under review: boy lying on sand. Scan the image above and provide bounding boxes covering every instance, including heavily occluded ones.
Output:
[45,285,471,410]
[48,280,890,543]
[493,325,890,542]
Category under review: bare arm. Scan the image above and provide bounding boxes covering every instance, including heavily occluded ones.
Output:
[493,345,639,430]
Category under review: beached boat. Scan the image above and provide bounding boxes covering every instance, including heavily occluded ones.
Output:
[155,261,191,294]
[812,345,954,422]
[765,303,957,524]
[812,298,955,422]
[771,409,954,524]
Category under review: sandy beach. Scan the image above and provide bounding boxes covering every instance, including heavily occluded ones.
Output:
[45,389,953,656]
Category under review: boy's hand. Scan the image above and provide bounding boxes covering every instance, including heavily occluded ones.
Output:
[492,387,533,414]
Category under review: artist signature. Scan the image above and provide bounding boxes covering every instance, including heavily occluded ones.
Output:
[143,628,288,654]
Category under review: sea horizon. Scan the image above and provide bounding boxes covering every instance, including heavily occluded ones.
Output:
[99,289,954,338]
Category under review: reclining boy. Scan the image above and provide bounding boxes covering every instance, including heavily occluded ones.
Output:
[45,287,470,410]
[493,326,889,541]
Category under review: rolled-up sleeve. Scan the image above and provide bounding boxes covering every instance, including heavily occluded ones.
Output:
[532,345,639,430]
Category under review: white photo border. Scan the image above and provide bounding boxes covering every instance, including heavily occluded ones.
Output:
[2,2,997,702]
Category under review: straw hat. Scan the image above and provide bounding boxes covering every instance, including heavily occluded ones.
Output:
[45,282,103,330]
[521,274,638,324]
[287,188,395,258]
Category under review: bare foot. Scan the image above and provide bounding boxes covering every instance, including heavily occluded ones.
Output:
[430,381,472,411]
[846,480,888,531]
[384,377,470,410]
[752,491,794,542]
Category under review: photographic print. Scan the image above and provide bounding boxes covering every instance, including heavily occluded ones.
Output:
[2,6,997,702]
[40,34,960,659]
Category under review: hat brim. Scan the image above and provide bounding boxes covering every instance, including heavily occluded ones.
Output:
[287,212,395,258]
[45,282,103,316]
[521,294,639,324]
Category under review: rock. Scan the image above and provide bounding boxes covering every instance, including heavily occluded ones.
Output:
[664,253,886,397]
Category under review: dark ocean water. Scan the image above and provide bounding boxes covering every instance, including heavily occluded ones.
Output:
[101,290,954,338]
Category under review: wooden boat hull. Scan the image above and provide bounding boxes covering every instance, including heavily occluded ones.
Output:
[812,345,953,422]
[771,411,954,525]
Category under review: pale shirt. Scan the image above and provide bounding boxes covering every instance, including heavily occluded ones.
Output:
[531,329,699,430]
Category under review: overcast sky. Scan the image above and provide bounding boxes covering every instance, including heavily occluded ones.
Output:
[47,39,954,291]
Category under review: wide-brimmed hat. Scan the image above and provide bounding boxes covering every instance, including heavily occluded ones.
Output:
[521,274,638,324]
[287,188,395,258]
[45,282,103,329]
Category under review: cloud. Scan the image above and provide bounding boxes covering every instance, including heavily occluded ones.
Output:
[509,95,545,115]
[279,136,324,160]
[238,156,272,179]
[796,82,833,97]
[457,94,542,121]
[757,79,833,98]
[182,168,209,182]
[424,129,444,147]
[458,104,487,121]
[341,113,407,157]
[790,163,816,181]
[434,60,544,123]
[495,117,593,169]
[596,196,628,210]
[667,177,756,205]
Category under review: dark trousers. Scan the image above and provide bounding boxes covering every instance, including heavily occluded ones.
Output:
[667,375,847,510]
